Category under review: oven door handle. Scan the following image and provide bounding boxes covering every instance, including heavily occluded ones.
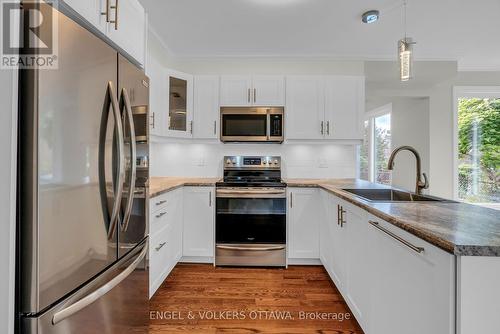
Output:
[216,188,286,197]
[216,245,286,251]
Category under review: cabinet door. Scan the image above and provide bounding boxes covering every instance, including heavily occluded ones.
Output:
[166,69,194,138]
[343,203,372,331]
[288,188,319,259]
[193,76,220,139]
[328,194,345,288]
[64,0,107,33]
[106,0,146,66]
[369,217,455,334]
[183,187,214,257]
[252,75,285,106]
[324,76,364,140]
[319,190,332,269]
[285,76,325,139]
[220,76,252,106]
[147,57,167,137]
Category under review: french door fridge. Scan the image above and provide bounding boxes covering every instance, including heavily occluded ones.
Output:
[17,3,149,333]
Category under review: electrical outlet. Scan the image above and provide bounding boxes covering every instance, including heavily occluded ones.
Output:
[318,158,328,168]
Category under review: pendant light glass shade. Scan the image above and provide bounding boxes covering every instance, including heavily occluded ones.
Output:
[398,38,414,81]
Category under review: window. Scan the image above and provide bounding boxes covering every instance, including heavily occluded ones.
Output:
[454,87,500,208]
[359,105,392,185]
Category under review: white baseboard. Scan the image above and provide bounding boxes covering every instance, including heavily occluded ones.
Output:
[287,258,322,265]
[180,256,214,264]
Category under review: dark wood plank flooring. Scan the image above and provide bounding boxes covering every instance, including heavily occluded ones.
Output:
[150,264,364,334]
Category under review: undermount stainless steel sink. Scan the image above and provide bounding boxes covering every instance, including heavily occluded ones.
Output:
[342,188,450,202]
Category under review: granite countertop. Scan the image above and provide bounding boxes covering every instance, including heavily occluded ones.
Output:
[149,177,220,197]
[286,178,500,257]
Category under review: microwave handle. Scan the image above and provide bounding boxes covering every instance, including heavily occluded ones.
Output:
[266,112,271,140]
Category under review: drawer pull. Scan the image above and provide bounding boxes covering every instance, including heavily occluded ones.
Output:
[368,220,424,253]
[155,242,166,251]
[155,212,166,218]
[155,200,166,206]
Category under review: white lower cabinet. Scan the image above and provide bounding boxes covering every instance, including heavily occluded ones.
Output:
[317,190,455,334]
[149,188,183,297]
[182,187,215,259]
[367,215,455,334]
[287,188,320,260]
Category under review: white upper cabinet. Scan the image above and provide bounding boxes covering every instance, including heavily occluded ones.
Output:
[287,188,320,259]
[324,76,364,140]
[193,76,220,139]
[147,57,167,137]
[64,0,146,66]
[252,75,285,106]
[64,0,107,31]
[106,0,146,66]
[285,76,325,140]
[286,75,364,141]
[220,76,253,106]
[220,76,285,106]
[165,69,194,138]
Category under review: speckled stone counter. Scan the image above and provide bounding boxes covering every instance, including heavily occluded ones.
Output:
[286,178,500,256]
[149,177,220,198]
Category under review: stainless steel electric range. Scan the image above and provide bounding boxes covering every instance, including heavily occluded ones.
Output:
[215,156,287,267]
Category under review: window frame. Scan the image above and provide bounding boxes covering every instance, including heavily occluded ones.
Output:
[452,86,500,201]
[359,103,392,184]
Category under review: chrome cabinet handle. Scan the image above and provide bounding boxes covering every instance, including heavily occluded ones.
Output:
[213,121,217,135]
[340,207,346,227]
[369,220,424,253]
[254,88,256,103]
[247,88,250,103]
[209,191,212,207]
[216,245,285,251]
[119,88,136,233]
[150,113,155,129]
[110,0,118,30]
[155,212,166,218]
[101,0,110,22]
[155,242,166,252]
[155,200,166,206]
[321,121,324,135]
[52,242,147,325]
[327,121,330,135]
[98,81,125,241]
[290,192,293,208]
[337,205,341,225]
[190,120,193,134]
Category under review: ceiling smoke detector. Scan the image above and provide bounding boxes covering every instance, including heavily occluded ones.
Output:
[362,10,380,24]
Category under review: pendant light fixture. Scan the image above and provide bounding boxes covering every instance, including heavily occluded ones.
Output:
[398,0,415,81]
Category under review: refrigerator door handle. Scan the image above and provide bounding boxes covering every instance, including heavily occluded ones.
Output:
[98,81,125,240]
[51,241,148,325]
[120,88,136,232]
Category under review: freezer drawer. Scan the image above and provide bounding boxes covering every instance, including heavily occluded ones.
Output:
[21,239,149,334]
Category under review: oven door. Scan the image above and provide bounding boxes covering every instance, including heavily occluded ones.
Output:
[215,188,286,244]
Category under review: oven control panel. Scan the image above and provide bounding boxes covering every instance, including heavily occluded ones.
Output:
[224,156,281,169]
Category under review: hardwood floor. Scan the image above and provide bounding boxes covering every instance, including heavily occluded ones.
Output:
[149,264,364,334]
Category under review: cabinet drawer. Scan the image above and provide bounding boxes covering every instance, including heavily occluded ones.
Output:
[150,192,170,212]
[150,206,171,236]
[149,223,171,287]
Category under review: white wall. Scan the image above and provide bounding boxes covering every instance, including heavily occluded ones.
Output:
[147,28,363,180]
[0,64,18,334]
[429,72,500,198]
[151,142,357,179]
[366,61,500,199]
[367,97,430,192]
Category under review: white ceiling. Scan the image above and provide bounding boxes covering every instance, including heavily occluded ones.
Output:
[140,0,500,70]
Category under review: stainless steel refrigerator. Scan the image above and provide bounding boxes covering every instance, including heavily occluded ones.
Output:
[17,3,149,333]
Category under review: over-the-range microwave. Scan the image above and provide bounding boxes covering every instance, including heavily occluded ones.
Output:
[220,107,284,143]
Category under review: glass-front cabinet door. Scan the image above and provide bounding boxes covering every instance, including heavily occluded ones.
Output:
[166,69,193,137]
